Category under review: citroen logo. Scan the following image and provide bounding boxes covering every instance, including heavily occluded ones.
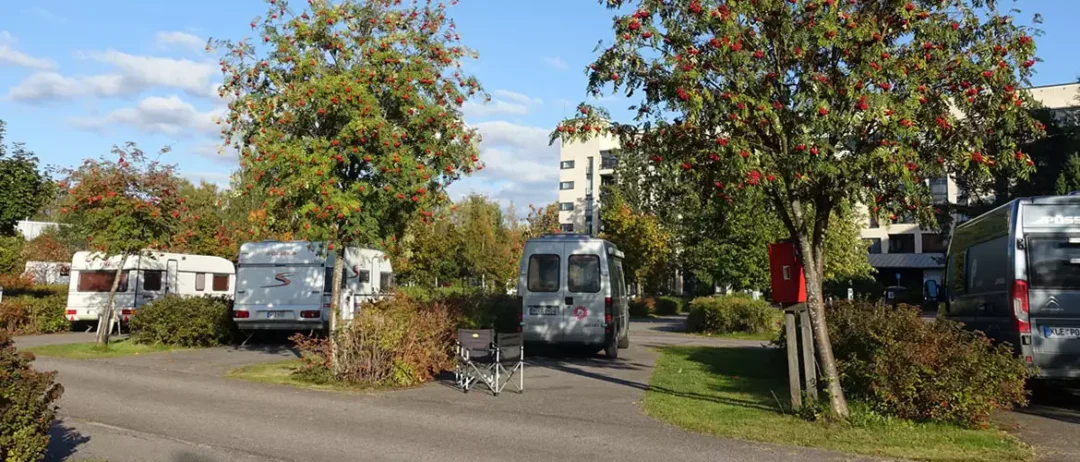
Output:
[1047,296,1060,309]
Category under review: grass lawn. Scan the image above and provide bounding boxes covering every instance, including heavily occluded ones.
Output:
[645,346,1033,462]
[226,359,376,393]
[24,339,189,359]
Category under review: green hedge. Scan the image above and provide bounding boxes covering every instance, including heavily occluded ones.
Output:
[827,301,1030,428]
[0,330,63,462]
[0,295,68,335]
[129,295,236,347]
[629,297,656,317]
[686,295,778,335]
[655,296,687,316]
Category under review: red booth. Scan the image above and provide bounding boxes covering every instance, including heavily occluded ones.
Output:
[768,242,806,304]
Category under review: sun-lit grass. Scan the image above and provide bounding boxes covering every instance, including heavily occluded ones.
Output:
[691,331,778,341]
[24,339,188,359]
[226,359,377,393]
[644,346,1033,462]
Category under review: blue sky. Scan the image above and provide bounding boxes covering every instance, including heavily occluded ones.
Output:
[1,0,1077,211]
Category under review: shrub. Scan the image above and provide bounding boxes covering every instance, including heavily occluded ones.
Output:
[129,295,236,347]
[655,296,685,316]
[0,276,66,299]
[686,295,778,335]
[293,294,457,387]
[0,330,63,462]
[827,301,1030,428]
[0,236,26,275]
[398,287,517,332]
[0,295,68,335]
[629,297,656,317]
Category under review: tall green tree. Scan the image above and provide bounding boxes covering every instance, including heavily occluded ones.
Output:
[525,203,561,238]
[599,188,675,293]
[556,0,1044,417]
[0,120,51,236]
[215,0,485,370]
[58,144,189,344]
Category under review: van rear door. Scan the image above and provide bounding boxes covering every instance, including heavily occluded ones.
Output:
[1026,234,1080,378]
[522,242,564,343]
[563,251,606,345]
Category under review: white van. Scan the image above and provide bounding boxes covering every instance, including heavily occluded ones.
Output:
[517,234,629,358]
[65,251,236,325]
[233,241,393,331]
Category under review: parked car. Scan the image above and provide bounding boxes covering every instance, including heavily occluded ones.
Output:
[65,251,236,327]
[517,234,629,358]
[944,195,1080,379]
[232,241,392,331]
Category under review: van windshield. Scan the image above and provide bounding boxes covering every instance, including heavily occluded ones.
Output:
[1028,236,1080,290]
[527,254,560,292]
[568,255,601,293]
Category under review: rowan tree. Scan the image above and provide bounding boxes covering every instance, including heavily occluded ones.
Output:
[525,203,561,238]
[57,144,189,344]
[214,0,485,365]
[555,0,1044,417]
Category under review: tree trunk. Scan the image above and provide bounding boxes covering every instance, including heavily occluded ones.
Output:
[796,236,850,419]
[96,253,129,346]
[328,246,345,375]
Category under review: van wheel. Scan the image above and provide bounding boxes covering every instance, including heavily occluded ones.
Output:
[605,335,619,359]
[618,328,629,349]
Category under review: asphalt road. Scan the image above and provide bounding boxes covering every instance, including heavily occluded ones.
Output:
[22,319,867,462]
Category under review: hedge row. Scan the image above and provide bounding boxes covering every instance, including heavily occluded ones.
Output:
[685,296,778,335]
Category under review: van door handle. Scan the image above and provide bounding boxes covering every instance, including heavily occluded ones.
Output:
[565,297,574,305]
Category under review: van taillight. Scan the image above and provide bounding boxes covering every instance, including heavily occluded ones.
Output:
[604,297,613,333]
[516,296,523,332]
[300,310,320,319]
[1012,280,1030,334]
[233,310,250,319]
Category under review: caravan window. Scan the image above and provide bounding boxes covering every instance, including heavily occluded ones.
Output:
[380,272,394,291]
[527,254,560,292]
[568,255,601,293]
[355,270,371,283]
[143,270,164,291]
[78,271,129,292]
[213,274,229,291]
[195,273,206,291]
[1028,237,1080,290]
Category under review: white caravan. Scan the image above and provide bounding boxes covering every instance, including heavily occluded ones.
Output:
[232,241,393,331]
[65,251,236,325]
[23,261,71,285]
[517,234,630,358]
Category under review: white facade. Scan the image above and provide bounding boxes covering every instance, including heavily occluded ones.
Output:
[15,220,60,240]
[557,133,620,235]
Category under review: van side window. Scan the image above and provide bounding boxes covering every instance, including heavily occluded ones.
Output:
[527,255,560,292]
[324,267,334,294]
[1027,237,1080,289]
[966,235,1008,294]
[610,257,626,298]
[568,255,601,293]
[947,252,966,297]
[143,270,164,291]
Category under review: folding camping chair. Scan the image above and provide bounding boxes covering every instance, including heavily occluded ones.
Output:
[455,329,524,396]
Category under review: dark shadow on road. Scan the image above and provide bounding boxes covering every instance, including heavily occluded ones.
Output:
[174,451,216,462]
[229,331,301,357]
[630,316,688,333]
[44,421,89,462]
[1017,381,1080,425]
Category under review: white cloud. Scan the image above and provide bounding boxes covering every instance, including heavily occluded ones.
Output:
[0,31,57,70]
[462,89,543,118]
[155,31,206,52]
[69,95,223,137]
[184,171,233,187]
[9,50,217,102]
[544,56,569,71]
[195,142,241,164]
[447,121,559,208]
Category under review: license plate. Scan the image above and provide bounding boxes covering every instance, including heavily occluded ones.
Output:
[529,306,558,316]
[266,311,290,320]
[1042,326,1080,339]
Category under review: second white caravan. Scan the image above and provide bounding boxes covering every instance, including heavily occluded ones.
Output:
[233,241,393,331]
[65,251,236,325]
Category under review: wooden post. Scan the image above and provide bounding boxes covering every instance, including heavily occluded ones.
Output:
[784,309,801,410]
[799,308,818,400]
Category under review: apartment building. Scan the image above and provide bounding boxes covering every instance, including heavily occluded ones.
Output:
[859,82,1080,291]
[557,133,620,235]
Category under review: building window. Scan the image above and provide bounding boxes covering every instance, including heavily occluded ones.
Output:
[888,234,916,253]
[600,150,617,170]
[560,160,575,169]
[921,234,948,253]
[559,202,574,211]
[868,214,879,229]
[559,181,574,190]
[865,238,883,254]
[560,224,574,232]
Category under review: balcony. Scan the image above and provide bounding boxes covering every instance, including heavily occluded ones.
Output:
[600,155,618,170]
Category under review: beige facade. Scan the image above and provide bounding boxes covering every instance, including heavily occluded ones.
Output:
[557,133,620,235]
